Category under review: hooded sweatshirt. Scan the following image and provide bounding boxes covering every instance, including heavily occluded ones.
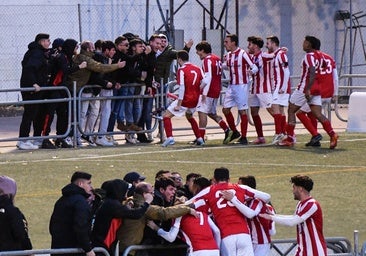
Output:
[91,179,150,253]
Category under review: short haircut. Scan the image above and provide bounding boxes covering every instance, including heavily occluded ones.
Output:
[115,36,127,45]
[186,173,201,181]
[102,40,116,52]
[177,50,189,61]
[94,39,104,50]
[195,41,212,54]
[149,34,161,42]
[71,171,92,183]
[193,177,211,190]
[291,175,313,192]
[129,38,144,48]
[154,177,176,190]
[267,35,280,46]
[134,182,150,195]
[314,37,321,50]
[305,35,319,50]
[247,36,264,48]
[155,170,171,179]
[214,167,229,181]
[80,41,93,51]
[239,175,256,189]
[226,34,239,46]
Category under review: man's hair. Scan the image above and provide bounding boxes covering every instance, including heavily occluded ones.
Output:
[291,175,313,192]
[195,41,212,54]
[226,34,239,46]
[247,36,264,48]
[134,182,150,195]
[71,171,92,183]
[129,38,144,48]
[214,167,229,181]
[193,177,211,191]
[314,37,321,50]
[267,35,280,46]
[177,50,189,61]
[94,39,104,50]
[239,175,256,189]
[154,177,175,190]
[155,170,171,179]
[186,173,201,181]
[305,35,319,50]
[149,34,161,43]
[114,36,127,45]
[102,40,116,52]
[80,41,93,51]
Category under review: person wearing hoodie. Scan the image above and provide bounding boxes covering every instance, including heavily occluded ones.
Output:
[17,33,51,150]
[91,179,153,255]
[49,171,95,256]
[0,176,33,252]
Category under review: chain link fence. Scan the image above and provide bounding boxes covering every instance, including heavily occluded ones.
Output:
[0,0,365,105]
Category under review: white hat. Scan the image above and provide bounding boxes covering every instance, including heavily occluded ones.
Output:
[0,175,17,197]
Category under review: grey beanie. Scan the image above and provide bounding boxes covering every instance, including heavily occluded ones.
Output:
[0,175,17,196]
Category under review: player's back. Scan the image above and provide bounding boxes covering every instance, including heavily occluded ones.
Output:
[203,54,222,98]
[177,63,203,108]
[317,51,336,98]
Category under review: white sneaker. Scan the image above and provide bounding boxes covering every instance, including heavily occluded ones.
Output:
[106,135,118,146]
[272,133,285,144]
[32,140,43,147]
[95,136,114,146]
[64,136,73,147]
[162,137,175,147]
[125,134,138,144]
[17,140,39,150]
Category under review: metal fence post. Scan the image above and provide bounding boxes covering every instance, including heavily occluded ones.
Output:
[73,81,78,148]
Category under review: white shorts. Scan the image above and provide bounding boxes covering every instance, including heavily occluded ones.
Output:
[249,93,272,108]
[272,91,290,107]
[300,97,331,113]
[223,84,249,110]
[253,243,271,256]
[167,100,196,117]
[196,96,218,115]
[289,89,321,107]
[191,249,220,256]
[221,233,254,256]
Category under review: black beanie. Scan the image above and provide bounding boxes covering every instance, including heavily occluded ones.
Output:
[35,33,50,42]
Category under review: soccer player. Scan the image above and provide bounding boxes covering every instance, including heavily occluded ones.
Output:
[161,50,203,147]
[247,36,274,144]
[266,35,291,144]
[260,175,327,256]
[279,36,338,149]
[189,167,271,256]
[222,34,258,145]
[195,41,232,145]
[297,38,339,148]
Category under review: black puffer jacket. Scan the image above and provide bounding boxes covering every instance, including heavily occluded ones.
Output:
[0,195,32,252]
[20,41,50,88]
[91,179,150,254]
[49,183,93,255]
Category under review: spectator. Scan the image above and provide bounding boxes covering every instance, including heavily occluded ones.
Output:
[17,33,51,150]
[123,171,146,197]
[171,171,185,197]
[0,176,33,252]
[49,171,95,256]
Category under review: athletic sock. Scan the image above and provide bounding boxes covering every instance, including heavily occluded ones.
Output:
[240,114,248,138]
[224,112,237,131]
[273,114,282,135]
[296,112,318,136]
[187,117,200,138]
[163,117,173,138]
[218,119,229,131]
[252,115,264,138]
[321,119,335,137]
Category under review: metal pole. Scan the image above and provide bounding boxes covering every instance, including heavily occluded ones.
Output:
[77,4,82,42]
[145,0,149,41]
[354,230,359,256]
[169,0,175,47]
[73,82,78,148]
[349,0,353,87]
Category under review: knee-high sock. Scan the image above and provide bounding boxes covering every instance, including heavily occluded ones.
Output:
[187,117,200,138]
[285,123,295,140]
[307,112,318,131]
[252,115,263,138]
[218,119,229,131]
[296,112,318,136]
[224,112,237,131]
[163,117,173,138]
[240,114,248,138]
[281,115,287,134]
[320,119,335,137]
[273,114,282,135]
[199,128,206,139]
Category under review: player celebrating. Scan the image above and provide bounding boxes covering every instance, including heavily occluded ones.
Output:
[161,50,203,147]
[260,175,327,256]
[222,34,258,145]
[195,41,232,145]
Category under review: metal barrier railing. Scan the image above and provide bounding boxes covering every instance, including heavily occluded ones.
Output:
[0,247,110,256]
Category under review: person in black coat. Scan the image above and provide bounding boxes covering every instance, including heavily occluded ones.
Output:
[49,171,95,256]
[91,179,153,255]
[0,176,32,252]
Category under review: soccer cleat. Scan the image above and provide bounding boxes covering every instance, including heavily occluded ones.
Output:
[230,130,241,142]
[41,139,57,149]
[251,137,266,145]
[272,134,285,145]
[188,139,197,145]
[16,140,39,150]
[329,133,339,149]
[95,136,114,147]
[305,134,323,147]
[196,137,205,146]
[237,137,248,145]
[162,137,175,147]
[278,138,294,147]
[223,129,233,144]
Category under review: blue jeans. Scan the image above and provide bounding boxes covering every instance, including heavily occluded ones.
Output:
[118,86,135,124]
[138,97,153,130]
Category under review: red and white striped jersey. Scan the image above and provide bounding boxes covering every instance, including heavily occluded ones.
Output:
[193,183,255,238]
[251,51,273,94]
[179,211,219,252]
[177,62,204,108]
[226,48,256,85]
[247,199,275,245]
[202,54,222,98]
[316,51,337,98]
[295,197,327,256]
[297,52,321,95]
[273,48,291,93]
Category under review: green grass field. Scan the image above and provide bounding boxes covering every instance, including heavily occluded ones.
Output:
[1,132,366,250]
